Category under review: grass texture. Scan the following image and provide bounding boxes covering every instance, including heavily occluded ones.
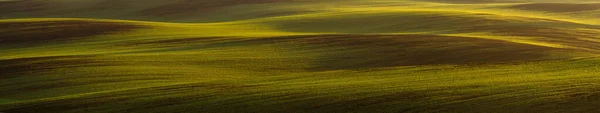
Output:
[2,0,600,112]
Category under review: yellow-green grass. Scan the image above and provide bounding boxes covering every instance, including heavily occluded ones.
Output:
[1,18,600,112]
[3,0,600,112]
[2,54,600,112]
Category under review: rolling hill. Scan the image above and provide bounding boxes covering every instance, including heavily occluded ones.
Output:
[2,0,600,113]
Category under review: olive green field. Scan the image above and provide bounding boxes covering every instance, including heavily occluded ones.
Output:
[2,0,600,112]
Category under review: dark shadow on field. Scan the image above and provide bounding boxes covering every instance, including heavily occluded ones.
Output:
[0,0,316,23]
[0,56,108,78]
[263,35,569,70]
[509,3,600,13]
[0,20,144,47]
[417,0,518,4]
[0,0,50,13]
[115,37,245,48]
[120,35,572,71]
[139,0,304,17]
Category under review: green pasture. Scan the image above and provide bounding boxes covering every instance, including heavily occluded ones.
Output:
[2,0,600,112]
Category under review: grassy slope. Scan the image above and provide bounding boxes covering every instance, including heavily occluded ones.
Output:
[2,0,600,113]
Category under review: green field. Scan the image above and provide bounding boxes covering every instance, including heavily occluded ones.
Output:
[2,0,600,112]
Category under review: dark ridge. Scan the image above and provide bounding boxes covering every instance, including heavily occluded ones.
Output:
[247,35,570,70]
[0,0,50,13]
[510,3,600,12]
[118,34,573,70]
[0,55,127,96]
[115,37,244,48]
[417,0,516,4]
[0,20,146,47]
[0,55,108,78]
[139,0,303,16]
[88,0,132,10]
[147,35,572,70]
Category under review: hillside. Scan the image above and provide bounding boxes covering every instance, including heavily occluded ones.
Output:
[2,0,600,113]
